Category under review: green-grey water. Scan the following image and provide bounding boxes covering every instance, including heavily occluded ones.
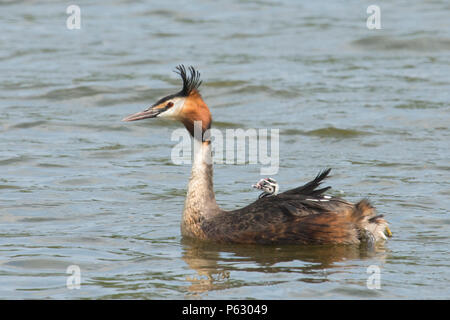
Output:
[0,0,449,299]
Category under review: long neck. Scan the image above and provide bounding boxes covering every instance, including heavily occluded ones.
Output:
[181,138,219,238]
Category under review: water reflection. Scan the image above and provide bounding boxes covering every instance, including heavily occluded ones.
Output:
[181,238,388,295]
[1,0,448,299]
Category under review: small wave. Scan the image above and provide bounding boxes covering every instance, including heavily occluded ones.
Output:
[37,163,67,168]
[224,33,273,39]
[206,80,248,88]
[0,155,32,166]
[232,85,299,98]
[137,9,175,17]
[4,258,72,270]
[212,121,243,129]
[0,184,20,189]
[19,217,65,223]
[110,58,161,67]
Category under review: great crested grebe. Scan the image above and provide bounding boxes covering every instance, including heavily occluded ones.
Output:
[253,178,279,199]
[123,65,392,245]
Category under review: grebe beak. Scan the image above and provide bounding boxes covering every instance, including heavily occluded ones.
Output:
[122,105,163,122]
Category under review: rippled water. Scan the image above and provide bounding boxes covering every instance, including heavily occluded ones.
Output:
[1,0,449,299]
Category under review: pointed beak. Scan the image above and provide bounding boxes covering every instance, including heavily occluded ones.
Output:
[122,106,162,122]
[252,182,262,190]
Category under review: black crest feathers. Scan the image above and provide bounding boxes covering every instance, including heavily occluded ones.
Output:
[174,65,202,96]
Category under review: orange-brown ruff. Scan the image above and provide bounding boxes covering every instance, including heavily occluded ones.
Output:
[123,65,392,245]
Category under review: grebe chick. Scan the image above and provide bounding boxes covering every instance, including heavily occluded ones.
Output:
[253,178,279,199]
[123,65,392,245]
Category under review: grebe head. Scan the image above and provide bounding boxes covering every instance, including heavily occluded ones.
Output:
[252,178,279,199]
[122,65,211,139]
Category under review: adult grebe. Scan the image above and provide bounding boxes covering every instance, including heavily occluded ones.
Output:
[123,65,392,245]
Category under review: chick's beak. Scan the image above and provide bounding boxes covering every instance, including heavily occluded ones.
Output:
[122,106,162,122]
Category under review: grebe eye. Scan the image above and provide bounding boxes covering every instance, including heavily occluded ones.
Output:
[167,101,174,107]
